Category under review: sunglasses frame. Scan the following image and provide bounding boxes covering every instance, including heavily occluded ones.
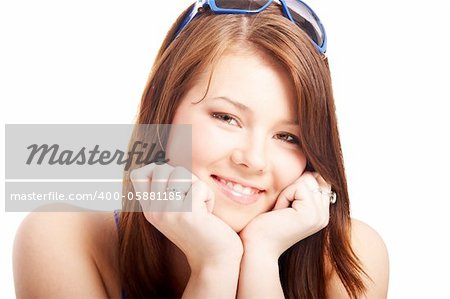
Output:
[174,0,327,54]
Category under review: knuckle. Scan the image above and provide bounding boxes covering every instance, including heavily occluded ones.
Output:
[296,173,308,182]
[298,173,318,186]
[304,171,316,179]
[294,177,308,189]
[151,163,163,172]
[152,164,163,174]
[295,184,304,194]
[152,165,170,180]
[160,163,174,172]
[129,169,139,181]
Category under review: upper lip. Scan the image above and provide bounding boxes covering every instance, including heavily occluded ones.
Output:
[212,174,266,191]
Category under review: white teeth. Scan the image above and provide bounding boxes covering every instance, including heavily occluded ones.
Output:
[233,184,244,193]
[216,176,258,195]
[242,187,253,195]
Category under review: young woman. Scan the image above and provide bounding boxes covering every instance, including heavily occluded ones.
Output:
[13,1,389,298]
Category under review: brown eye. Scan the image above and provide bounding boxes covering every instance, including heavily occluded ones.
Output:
[275,132,300,145]
[211,112,240,127]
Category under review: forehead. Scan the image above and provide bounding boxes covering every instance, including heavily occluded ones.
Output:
[191,49,298,117]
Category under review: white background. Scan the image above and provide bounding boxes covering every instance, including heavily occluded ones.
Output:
[1,0,449,298]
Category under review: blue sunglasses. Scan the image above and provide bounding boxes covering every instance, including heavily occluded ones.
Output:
[174,0,327,54]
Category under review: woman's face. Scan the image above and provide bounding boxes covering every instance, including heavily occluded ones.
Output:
[168,50,307,232]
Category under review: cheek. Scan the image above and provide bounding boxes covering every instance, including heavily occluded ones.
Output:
[167,103,233,171]
[192,125,212,166]
[165,105,199,169]
[191,121,230,168]
[272,149,307,189]
[165,126,192,170]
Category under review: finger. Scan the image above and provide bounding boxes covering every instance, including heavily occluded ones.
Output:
[273,184,297,210]
[166,166,192,212]
[313,172,331,193]
[288,173,323,212]
[148,164,177,212]
[303,172,329,205]
[129,163,158,193]
[167,166,192,194]
[294,173,316,202]
[204,188,215,213]
[301,171,321,190]
[130,163,160,212]
[185,181,215,214]
[312,172,334,207]
[150,163,173,194]
[274,172,319,210]
[180,172,200,212]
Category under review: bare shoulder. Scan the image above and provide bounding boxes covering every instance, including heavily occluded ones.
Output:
[326,218,390,299]
[13,204,121,298]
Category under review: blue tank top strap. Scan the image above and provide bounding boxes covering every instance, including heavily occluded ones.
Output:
[114,209,120,228]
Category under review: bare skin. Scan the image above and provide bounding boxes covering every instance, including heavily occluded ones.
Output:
[13,206,122,298]
[14,51,389,298]
[13,208,388,298]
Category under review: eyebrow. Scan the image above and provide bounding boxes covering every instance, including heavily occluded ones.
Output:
[211,96,299,126]
[211,96,249,112]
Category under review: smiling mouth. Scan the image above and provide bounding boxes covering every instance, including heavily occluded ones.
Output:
[211,175,263,194]
[211,175,265,205]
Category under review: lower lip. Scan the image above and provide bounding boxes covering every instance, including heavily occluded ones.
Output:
[211,175,264,205]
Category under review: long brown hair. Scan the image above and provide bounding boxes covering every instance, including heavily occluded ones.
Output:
[119,3,370,298]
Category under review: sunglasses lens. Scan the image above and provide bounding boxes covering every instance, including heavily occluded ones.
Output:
[284,0,324,47]
[214,0,271,11]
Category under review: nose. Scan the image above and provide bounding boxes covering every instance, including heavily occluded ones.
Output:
[230,131,268,173]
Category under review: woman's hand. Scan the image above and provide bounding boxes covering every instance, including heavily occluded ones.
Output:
[130,163,243,272]
[239,171,333,259]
